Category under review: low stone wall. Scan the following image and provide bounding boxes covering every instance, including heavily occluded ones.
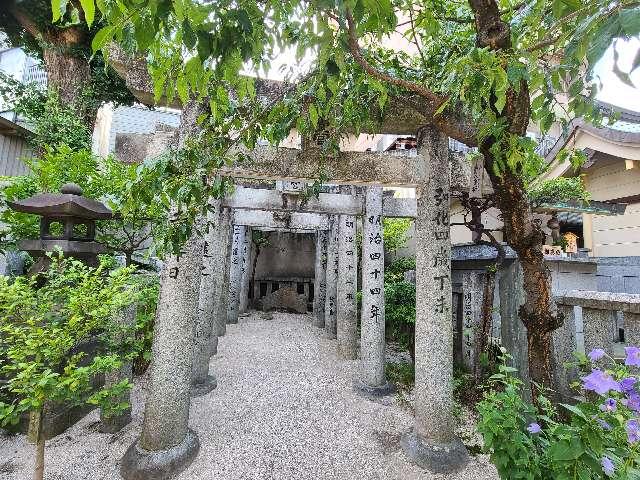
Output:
[554,290,640,401]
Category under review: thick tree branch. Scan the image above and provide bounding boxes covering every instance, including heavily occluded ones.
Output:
[344,10,482,145]
[345,10,446,108]
[7,2,43,39]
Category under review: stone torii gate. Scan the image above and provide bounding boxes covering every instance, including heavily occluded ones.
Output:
[120,123,469,480]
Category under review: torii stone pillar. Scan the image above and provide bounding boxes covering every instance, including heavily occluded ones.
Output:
[191,199,222,397]
[313,229,328,327]
[121,99,205,480]
[227,224,248,324]
[324,216,339,338]
[238,227,253,314]
[214,208,232,336]
[336,212,358,359]
[356,186,393,396]
[121,224,203,479]
[400,126,468,473]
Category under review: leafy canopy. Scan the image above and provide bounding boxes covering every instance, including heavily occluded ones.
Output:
[59,0,640,253]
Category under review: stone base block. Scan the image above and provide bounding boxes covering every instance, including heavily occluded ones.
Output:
[191,375,218,397]
[99,410,132,434]
[400,431,469,474]
[120,429,200,480]
[354,379,395,399]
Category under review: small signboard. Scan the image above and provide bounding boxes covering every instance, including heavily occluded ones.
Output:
[542,245,563,256]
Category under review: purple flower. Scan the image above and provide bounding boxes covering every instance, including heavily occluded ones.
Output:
[527,423,542,434]
[588,349,606,361]
[620,377,637,393]
[581,370,622,395]
[600,398,617,412]
[625,347,640,367]
[596,418,612,431]
[623,393,640,413]
[602,456,615,477]
[627,419,640,443]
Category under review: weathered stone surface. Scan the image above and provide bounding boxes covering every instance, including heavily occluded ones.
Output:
[135,224,203,453]
[582,307,618,357]
[100,302,137,433]
[313,230,328,328]
[227,225,247,324]
[552,305,579,402]
[625,312,640,349]
[461,272,483,373]
[358,187,391,395]
[114,131,475,191]
[233,209,328,230]
[556,290,640,314]
[213,208,232,337]
[324,216,339,339]
[192,200,222,397]
[121,429,200,480]
[337,212,358,360]
[239,227,253,314]
[261,286,308,313]
[402,126,468,472]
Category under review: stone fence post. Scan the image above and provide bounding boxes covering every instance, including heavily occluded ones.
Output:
[214,208,232,336]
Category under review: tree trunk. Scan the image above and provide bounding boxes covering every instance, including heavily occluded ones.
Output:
[42,34,97,130]
[33,408,45,480]
[474,269,496,380]
[485,165,563,400]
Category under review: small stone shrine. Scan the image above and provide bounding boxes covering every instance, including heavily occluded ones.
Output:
[8,182,113,273]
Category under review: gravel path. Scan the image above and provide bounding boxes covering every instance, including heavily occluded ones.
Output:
[1,312,499,480]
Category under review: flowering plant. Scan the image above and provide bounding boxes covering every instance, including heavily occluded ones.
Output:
[477,348,640,479]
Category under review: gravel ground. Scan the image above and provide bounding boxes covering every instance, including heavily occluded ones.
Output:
[0,312,499,480]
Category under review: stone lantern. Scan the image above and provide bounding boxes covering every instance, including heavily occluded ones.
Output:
[8,182,113,273]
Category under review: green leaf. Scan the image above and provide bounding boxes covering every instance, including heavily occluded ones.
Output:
[619,8,640,36]
[196,31,214,62]
[182,19,197,50]
[309,103,319,129]
[79,0,95,27]
[91,26,114,53]
[549,438,584,461]
[561,403,587,420]
[51,0,64,22]
[236,10,253,34]
[134,15,155,52]
[176,75,189,104]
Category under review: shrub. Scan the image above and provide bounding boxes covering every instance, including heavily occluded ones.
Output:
[0,254,142,480]
[478,348,640,479]
[384,257,416,356]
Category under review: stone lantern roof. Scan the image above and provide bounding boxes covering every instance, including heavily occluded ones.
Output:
[7,182,113,220]
[7,183,114,273]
